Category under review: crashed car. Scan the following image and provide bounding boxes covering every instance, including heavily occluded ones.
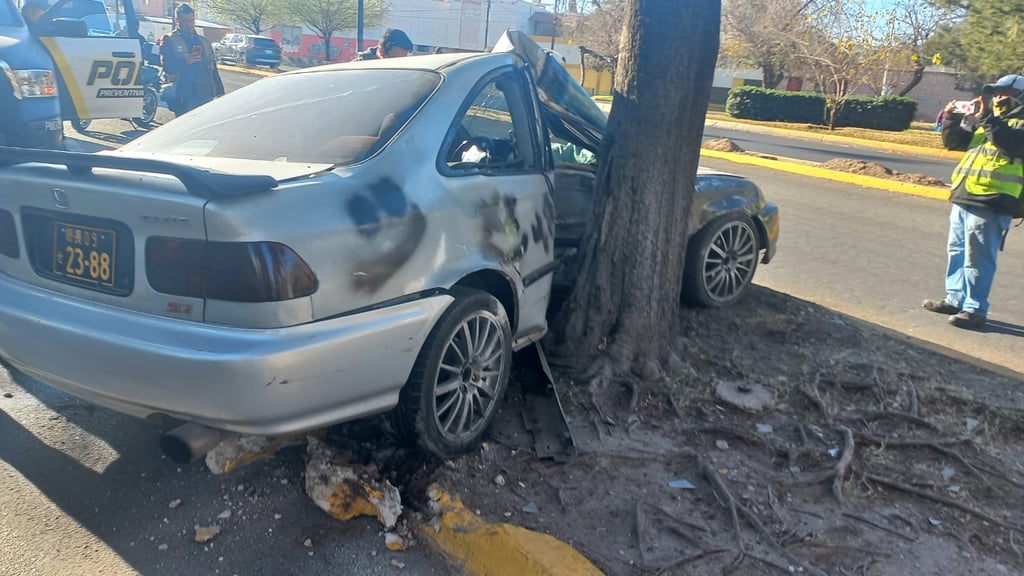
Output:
[0,32,778,460]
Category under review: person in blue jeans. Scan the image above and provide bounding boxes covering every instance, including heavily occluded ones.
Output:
[924,75,1024,329]
[160,3,224,116]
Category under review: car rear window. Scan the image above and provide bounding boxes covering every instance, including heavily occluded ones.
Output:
[250,37,276,48]
[121,69,440,172]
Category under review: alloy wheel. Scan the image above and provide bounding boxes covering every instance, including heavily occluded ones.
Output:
[702,220,758,303]
[432,310,507,443]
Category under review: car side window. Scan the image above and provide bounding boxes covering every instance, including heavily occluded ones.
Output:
[444,70,538,174]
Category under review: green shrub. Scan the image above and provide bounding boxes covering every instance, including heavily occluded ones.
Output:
[725,86,919,131]
[725,86,827,124]
[835,96,918,131]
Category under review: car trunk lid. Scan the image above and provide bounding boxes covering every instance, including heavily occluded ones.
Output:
[0,147,277,322]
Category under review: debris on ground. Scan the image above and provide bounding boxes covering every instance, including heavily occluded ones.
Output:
[385,532,406,551]
[390,559,406,569]
[715,380,774,412]
[703,138,745,153]
[205,432,312,475]
[217,509,231,520]
[433,286,1024,576]
[193,525,221,543]
[167,499,181,509]
[820,158,947,186]
[304,436,403,529]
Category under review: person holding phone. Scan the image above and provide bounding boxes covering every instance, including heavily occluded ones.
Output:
[924,75,1024,329]
[160,3,224,116]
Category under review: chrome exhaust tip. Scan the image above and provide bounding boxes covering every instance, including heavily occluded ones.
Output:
[160,422,229,464]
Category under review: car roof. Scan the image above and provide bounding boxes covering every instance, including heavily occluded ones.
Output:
[284,51,497,75]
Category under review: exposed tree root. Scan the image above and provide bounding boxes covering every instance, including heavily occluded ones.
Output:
[844,410,939,432]
[861,470,1024,532]
[854,432,974,447]
[842,511,917,542]
[908,383,920,417]
[832,427,855,505]
[654,548,730,576]
[701,461,829,576]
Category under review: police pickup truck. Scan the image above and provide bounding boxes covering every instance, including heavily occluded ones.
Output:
[1,0,149,149]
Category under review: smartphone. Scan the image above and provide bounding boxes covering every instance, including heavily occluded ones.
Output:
[953,100,976,114]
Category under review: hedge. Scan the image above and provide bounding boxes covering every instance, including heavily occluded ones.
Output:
[725,86,918,131]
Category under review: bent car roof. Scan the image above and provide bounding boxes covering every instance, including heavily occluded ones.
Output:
[283,51,494,75]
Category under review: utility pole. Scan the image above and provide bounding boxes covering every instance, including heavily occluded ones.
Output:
[357,0,364,51]
[550,0,557,50]
[483,0,492,50]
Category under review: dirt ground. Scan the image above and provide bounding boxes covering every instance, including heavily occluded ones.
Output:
[429,286,1024,576]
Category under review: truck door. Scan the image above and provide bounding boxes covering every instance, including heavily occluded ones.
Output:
[34,0,144,121]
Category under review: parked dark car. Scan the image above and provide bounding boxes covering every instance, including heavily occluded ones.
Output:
[215,34,281,68]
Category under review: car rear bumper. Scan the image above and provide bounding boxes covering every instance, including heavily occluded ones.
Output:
[0,273,451,435]
[757,201,779,264]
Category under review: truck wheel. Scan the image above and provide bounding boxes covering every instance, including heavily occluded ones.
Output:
[390,287,512,458]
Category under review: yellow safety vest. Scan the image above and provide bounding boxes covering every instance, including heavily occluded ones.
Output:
[951,118,1024,202]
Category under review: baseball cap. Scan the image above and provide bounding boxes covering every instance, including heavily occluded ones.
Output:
[983,74,1024,96]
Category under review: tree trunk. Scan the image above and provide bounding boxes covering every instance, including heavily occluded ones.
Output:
[898,63,925,97]
[323,33,332,62]
[555,0,721,378]
[762,62,783,90]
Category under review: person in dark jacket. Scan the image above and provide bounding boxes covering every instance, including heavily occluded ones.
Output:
[353,28,413,61]
[160,3,224,116]
[923,74,1024,329]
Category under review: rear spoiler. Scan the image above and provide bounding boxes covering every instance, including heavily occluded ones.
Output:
[0,146,278,199]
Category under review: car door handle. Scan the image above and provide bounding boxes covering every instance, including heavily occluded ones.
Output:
[112,51,136,58]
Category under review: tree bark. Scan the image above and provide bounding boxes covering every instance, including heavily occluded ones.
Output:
[898,63,925,97]
[555,0,721,378]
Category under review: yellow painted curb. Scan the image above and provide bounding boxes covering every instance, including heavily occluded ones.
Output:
[422,487,603,576]
[217,63,278,77]
[700,148,950,201]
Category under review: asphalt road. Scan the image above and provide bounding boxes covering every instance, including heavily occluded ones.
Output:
[699,155,1024,377]
[703,125,957,184]
[0,366,445,576]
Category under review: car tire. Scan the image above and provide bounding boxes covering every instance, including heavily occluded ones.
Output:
[390,287,512,458]
[72,119,91,132]
[682,213,760,308]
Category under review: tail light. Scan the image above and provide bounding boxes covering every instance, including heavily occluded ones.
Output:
[0,209,18,258]
[146,238,318,302]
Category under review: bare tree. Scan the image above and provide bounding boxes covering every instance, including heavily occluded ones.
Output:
[290,0,385,62]
[555,0,720,382]
[207,0,285,34]
[794,0,898,127]
[576,0,626,60]
[721,0,810,89]
[888,0,961,96]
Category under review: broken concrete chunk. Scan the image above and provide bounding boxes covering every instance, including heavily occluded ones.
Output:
[755,423,774,434]
[715,440,729,450]
[715,380,775,412]
[494,474,506,487]
[194,525,221,543]
[304,437,403,529]
[303,538,312,548]
[217,509,232,520]
[385,532,406,551]
[205,432,313,475]
[390,559,406,569]
[167,499,182,509]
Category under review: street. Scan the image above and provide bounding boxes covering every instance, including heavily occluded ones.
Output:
[698,155,1024,376]
[702,125,957,184]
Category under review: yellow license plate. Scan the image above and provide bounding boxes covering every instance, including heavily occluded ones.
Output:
[53,222,116,287]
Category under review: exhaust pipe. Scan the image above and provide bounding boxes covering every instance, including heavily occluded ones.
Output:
[160,422,230,464]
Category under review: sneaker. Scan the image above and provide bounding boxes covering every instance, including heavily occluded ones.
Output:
[948,310,987,329]
[922,299,960,314]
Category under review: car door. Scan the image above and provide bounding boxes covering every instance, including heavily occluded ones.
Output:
[35,0,144,121]
[439,66,555,344]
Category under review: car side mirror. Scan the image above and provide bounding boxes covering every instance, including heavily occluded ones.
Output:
[35,18,90,38]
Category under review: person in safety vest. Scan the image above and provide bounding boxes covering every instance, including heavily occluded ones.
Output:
[160,3,224,116]
[924,74,1024,329]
